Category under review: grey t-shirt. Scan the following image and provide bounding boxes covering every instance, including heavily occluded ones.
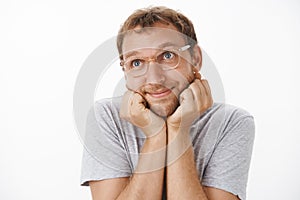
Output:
[80,96,255,200]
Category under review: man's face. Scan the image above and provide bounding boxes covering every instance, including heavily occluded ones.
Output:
[121,23,197,117]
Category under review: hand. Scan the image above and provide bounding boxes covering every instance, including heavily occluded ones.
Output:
[167,74,213,131]
[120,90,166,137]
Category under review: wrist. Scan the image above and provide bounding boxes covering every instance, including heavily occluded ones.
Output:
[142,119,166,138]
[167,125,190,140]
[166,128,192,165]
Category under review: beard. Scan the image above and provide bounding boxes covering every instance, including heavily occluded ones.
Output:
[147,92,179,117]
[138,74,194,117]
[130,67,196,117]
[133,83,178,117]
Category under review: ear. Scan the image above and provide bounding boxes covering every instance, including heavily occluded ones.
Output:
[192,45,202,71]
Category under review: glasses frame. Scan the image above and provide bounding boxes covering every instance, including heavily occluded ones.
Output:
[120,44,191,77]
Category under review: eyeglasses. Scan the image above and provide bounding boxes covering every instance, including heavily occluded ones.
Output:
[120,44,191,77]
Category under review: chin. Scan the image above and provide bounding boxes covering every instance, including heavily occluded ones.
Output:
[149,100,178,117]
[150,106,170,117]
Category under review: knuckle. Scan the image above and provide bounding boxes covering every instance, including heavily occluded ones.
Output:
[131,111,140,119]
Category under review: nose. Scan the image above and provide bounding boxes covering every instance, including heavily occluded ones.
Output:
[145,62,165,84]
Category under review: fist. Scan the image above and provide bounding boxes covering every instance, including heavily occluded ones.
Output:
[120,90,165,137]
[167,77,213,130]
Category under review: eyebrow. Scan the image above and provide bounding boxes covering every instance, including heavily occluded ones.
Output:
[122,42,181,59]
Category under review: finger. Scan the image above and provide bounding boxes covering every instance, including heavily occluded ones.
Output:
[191,79,210,113]
[168,88,194,128]
[120,90,134,119]
[194,79,207,101]
[125,84,147,105]
[201,79,212,100]
[202,79,213,108]
[168,105,182,125]
[189,80,201,105]
[179,87,194,104]
[131,92,147,111]
[199,79,213,110]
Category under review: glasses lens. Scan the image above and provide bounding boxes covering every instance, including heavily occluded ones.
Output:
[124,58,148,77]
[123,48,182,77]
[156,50,180,69]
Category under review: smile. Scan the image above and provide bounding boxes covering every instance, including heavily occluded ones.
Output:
[147,89,172,98]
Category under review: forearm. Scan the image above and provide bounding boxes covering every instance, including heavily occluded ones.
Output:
[117,126,167,200]
[166,127,208,200]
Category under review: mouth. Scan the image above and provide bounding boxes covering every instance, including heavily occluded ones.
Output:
[146,88,172,98]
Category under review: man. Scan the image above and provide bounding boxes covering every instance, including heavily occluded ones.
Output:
[80,6,255,200]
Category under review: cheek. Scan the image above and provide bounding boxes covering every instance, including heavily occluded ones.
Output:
[125,76,145,91]
[166,68,194,88]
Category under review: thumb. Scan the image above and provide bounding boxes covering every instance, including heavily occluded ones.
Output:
[132,92,147,111]
[167,88,193,127]
[169,105,182,123]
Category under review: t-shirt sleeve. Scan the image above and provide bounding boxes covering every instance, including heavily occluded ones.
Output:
[80,100,132,186]
[201,110,255,200]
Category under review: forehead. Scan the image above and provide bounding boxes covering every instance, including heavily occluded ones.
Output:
[122,24,187,54]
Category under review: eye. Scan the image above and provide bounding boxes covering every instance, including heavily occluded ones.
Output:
[131,59,143,68]
[162,51,175,60]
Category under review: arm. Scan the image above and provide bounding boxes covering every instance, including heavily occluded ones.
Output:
[117,127,166,200]
[90,91,166,200]
[166,126,239,200]
[166,78,239,199]
[167,126,207,199]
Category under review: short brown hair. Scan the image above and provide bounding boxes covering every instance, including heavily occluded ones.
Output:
[117,6,198,59]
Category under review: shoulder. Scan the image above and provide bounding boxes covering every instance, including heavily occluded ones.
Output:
[206,102,254,123]
[84,96,124,129]
[93,96,123,118]
[94,96,122,111]
[210,102,253,117]
[221,103,254,127]
[213,102,255,138]
[201,102,255,137]
[200,103,255,200]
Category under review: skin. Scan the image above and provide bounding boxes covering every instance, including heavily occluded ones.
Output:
[89,23,240,200]
[121,25,195,117]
